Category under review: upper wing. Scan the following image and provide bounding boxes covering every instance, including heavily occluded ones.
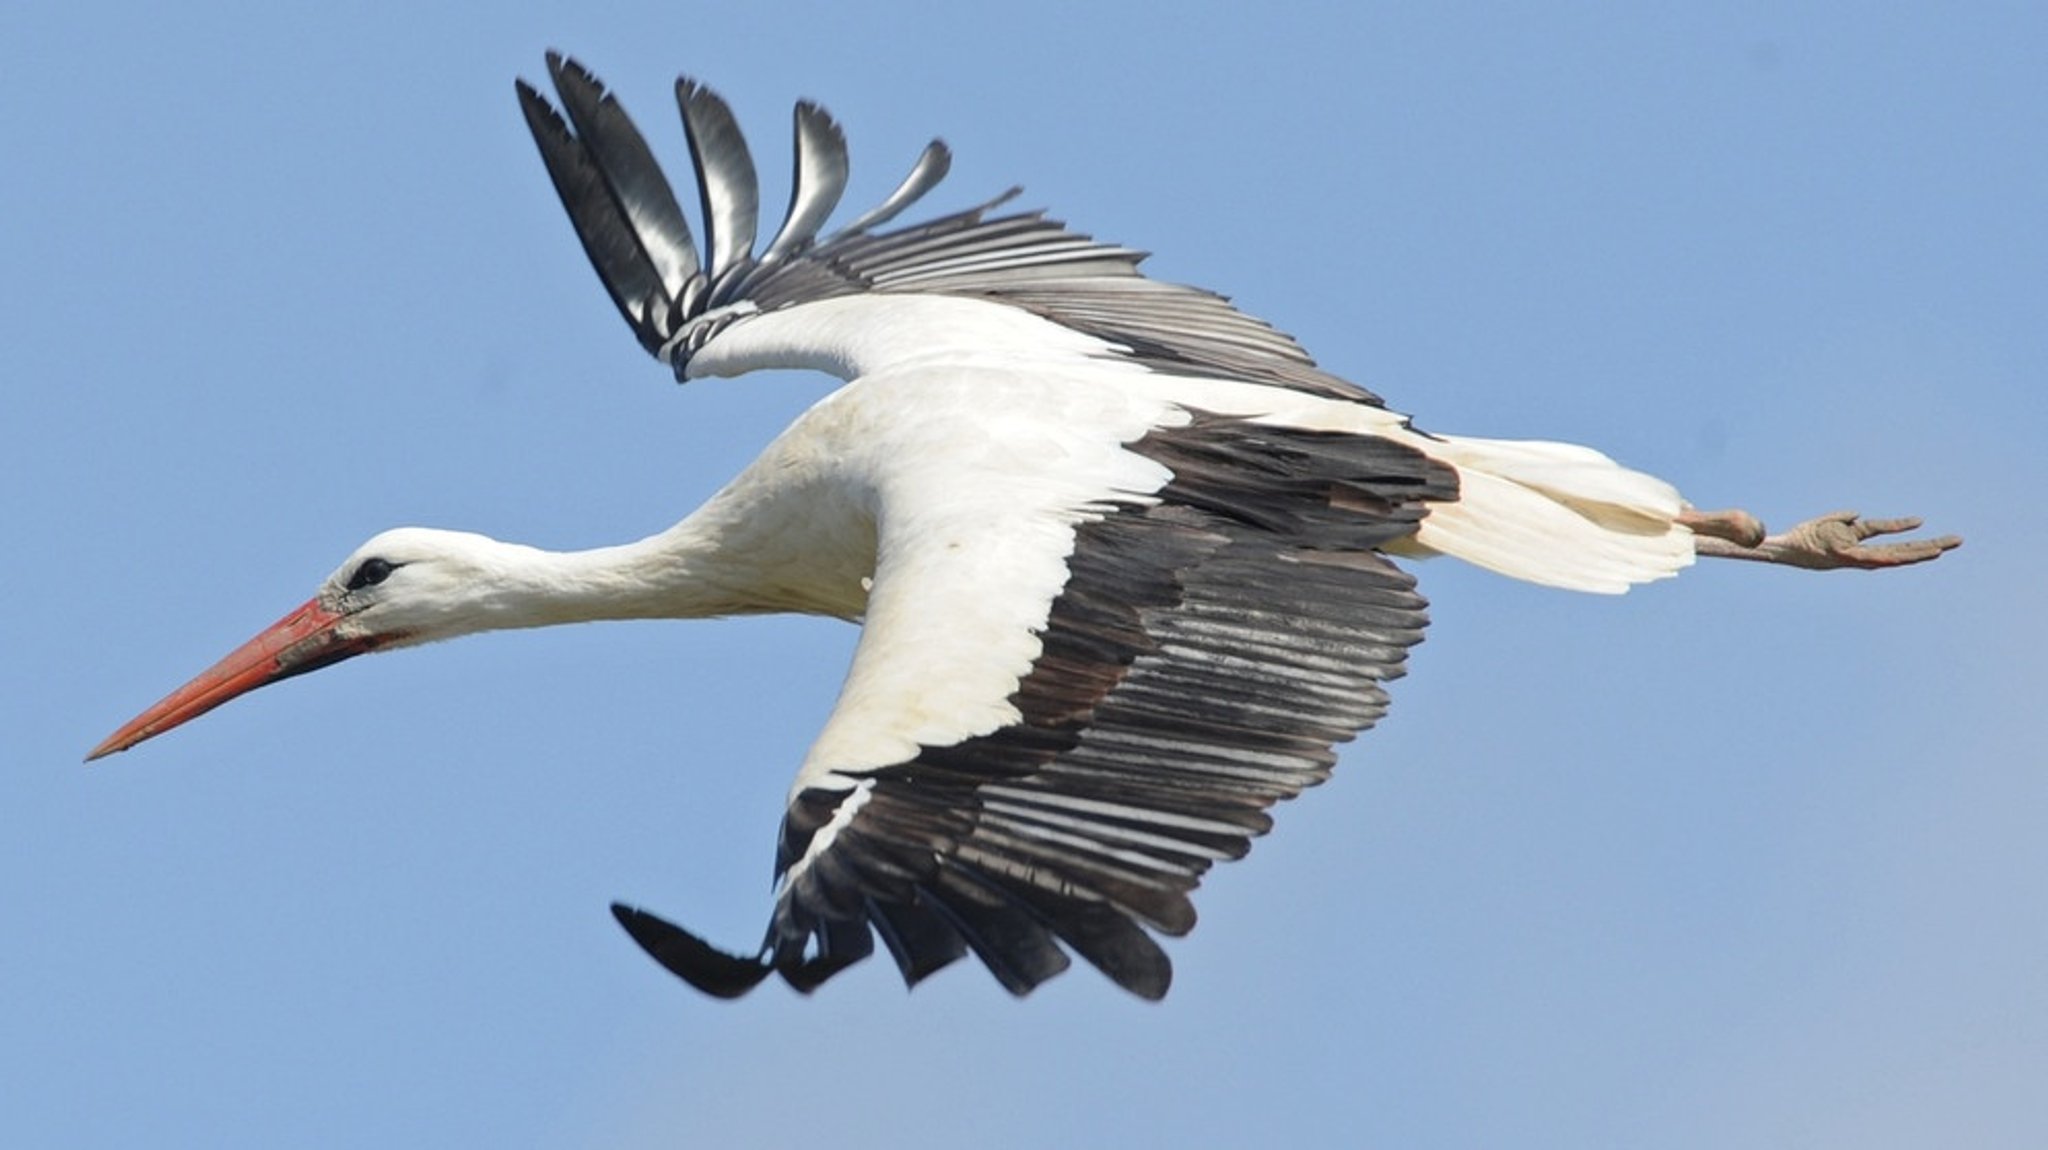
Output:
[614,415,1459,998]
[516,53,1380,402]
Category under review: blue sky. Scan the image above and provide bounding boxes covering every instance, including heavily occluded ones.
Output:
[6,3,2043,1147]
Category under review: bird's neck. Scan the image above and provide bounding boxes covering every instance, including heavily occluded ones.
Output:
[460,513,870,635]
[466,535,746,629]
[496,537,728,626]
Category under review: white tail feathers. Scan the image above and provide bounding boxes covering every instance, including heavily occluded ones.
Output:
[1405,433,1695,593]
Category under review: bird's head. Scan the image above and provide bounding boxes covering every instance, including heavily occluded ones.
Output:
[87,527,520,761]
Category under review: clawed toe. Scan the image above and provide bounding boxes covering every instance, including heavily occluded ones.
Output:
[1829,534,1964,569]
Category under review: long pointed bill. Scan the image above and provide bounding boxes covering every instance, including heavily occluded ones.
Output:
[87,597,379,761]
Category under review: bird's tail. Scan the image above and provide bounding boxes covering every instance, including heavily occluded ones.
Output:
[1399,433,1695,593]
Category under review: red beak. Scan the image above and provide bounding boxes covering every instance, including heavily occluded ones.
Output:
[87,597,379,761]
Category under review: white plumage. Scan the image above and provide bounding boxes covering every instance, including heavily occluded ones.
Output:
[88,54,1957,1000]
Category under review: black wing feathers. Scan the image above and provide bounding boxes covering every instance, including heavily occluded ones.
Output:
[516,78,678,355]
[616,420,1457,999]
[544,54,701,303]
[674,77,759,292]
[756,102,849,270]
[520,55,1382,402]
[832,139,953,237]
[609,903,769,999]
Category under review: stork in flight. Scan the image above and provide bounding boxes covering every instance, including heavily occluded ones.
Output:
[89,55,1959,1000]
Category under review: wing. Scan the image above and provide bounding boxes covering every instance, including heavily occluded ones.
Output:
[613,415,1459,998]
[517,54,1380,402]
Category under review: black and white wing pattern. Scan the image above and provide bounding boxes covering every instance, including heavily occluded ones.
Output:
[516,53,1382,403]
[613,417,1458,998]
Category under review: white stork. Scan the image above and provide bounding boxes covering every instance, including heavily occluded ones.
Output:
[89,55,1959,1000]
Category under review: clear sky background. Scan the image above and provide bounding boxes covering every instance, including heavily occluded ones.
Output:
[6,3,2043,1147]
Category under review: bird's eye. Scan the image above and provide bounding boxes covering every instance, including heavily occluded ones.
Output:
[346,558,397,591]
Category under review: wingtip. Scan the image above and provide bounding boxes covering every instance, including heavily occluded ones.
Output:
[547,52,607,102]
[793,97,832,122]
[1112,951,1173,1002]
[609,902,772,999]
[543,49,575,84]
[513,75,563,130]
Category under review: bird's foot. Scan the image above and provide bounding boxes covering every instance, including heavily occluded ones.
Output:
[1690,508,1961,570]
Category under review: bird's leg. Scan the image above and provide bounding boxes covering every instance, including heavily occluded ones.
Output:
[1681,507,1961,571]
[1677,507,1766,548]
